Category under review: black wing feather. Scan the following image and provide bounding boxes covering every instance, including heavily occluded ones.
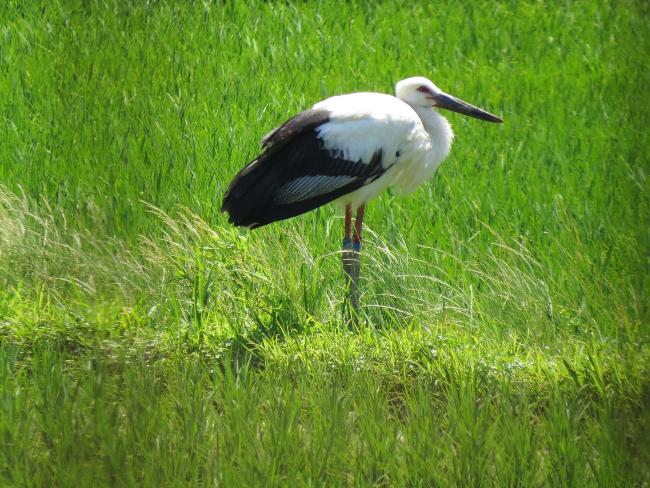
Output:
[221,109,385,229]
[260,109,331,151]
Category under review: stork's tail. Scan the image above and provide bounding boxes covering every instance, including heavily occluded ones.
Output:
[220,156,272,228]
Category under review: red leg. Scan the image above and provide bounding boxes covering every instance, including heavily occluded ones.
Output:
[353,204,365,248]
[344,204,352,242]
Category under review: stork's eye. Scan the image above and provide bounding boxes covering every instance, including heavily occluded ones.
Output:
[416,85,432,94]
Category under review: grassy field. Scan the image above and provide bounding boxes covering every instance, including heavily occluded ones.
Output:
[1,0,649,485]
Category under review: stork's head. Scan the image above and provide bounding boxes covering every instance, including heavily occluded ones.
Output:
[396,76,503,123]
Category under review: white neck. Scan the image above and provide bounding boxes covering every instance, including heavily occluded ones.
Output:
[412,106,454,163]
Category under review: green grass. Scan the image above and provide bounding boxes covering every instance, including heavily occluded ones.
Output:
[1,0,649,485]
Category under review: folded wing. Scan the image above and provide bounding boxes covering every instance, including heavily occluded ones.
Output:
[221,108,386,229]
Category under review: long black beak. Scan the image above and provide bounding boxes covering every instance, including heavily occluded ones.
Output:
[433,92,503,123]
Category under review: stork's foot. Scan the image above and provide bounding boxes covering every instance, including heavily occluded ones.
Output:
[342,238,361,327]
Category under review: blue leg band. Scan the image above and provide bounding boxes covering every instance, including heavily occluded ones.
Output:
[352,241,361,252]
[342,237,352,249]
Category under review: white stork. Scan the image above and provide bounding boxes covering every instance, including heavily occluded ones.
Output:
[221,76,502,313]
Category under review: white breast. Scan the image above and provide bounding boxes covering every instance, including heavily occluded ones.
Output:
[312,92,447,208]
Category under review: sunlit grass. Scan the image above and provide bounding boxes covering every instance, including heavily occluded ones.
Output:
[0,0,648,485]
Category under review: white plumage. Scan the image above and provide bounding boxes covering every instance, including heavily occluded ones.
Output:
[312,90,453,209]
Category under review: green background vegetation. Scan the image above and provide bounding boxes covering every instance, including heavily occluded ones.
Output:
[1,0,648,485]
